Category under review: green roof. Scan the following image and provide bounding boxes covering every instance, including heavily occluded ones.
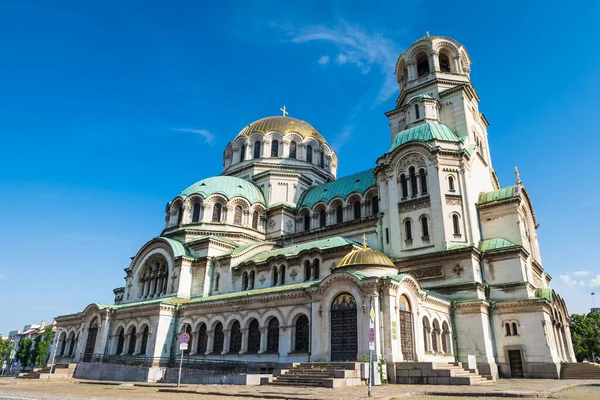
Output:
[389,122,460,153]
[187,280,320,303]
[479,237,519,252]
[534,288,553,303]
[244,236,358,264]
[407,94,435,102]
[297,169,376,209]
[178,176,265,205]
[478,186,516,205]
[157,237,195,258]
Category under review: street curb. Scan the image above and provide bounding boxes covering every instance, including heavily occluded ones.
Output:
[158,388,330,400]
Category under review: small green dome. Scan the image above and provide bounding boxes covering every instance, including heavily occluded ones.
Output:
[180,176,265,205]
[389,122,460,153]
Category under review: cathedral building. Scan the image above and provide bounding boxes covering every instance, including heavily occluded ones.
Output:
[54,35,576,382]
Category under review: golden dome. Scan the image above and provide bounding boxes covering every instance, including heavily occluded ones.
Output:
[336,238,396,268]
[237,116,327,143]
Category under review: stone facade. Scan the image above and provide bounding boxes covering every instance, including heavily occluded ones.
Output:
[54,34,575,381]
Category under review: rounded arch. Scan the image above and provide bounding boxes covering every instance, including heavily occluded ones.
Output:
[208,315,227,331]
[224,314,244,330]
[286,306,311,327]
[192,316,210,332]
[241,310,264,328]
[261,308,286,328]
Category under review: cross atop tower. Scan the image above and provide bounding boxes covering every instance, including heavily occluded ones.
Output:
[362,234,368,248]
[280,105,289,116]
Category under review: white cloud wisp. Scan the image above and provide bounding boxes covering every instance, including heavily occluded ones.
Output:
[172,128,216,146]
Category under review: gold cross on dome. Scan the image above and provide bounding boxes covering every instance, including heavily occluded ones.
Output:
[362,234,367,248]
[280,105,289,116]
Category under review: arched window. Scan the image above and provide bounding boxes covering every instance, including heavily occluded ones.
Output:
[512,323,519,336]
[505,323,512,336]
[128,327,137,355]
[441,322,450,354]
[372,197,379,214]
[140,255,169,299]
[242,272,248,291]
[253,141,261,158]
[271,140,279,157]
[312,259,320,279]
[252,211,259,229]
[212,203,222,222]
[267,318,280,353]
[289,141,297,159]
[192,203,201,223]
[439,53,451,72]
[247,320,260,353]
[239,144,246,162]
[213,322,224,353]
[140,326,149,355]
[336,205,343,223]
[452,214,461,235]
[272,266,278,286]
[280,265,286,285]
[417,53,430,76]
[249,270,255,290]
[421,216,429,238]
[405,219,412,241]
[423,317,431,352]
[400,174,408,198]
[116,328,125,354]
[306,145,313,163]
[197,324,208,354]
[353,201,361,219]
[214,274,220,292]
[303,214,310,231]
[432,320,440,353]
[176,206,183,225]
[414,104,420,119]
[320,149,324,167]
[409,166,418,196]
[295,315,310,352]
[319,209,326,228]
[304,260,311,281]
[230,321,242,353]
[448,176,455,191]
[233,205,243,225]
[419,168,427,194]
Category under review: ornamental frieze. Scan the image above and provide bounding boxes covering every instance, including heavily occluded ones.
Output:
[398,197,431,213]
[404,266,443,280]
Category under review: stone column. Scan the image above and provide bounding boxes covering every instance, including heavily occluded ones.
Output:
[430,51,439,72]
[189,331,199,355]
[240,328,249,354]
[205,330,214,355]
[258,328,267,354]
[134,333,143,355]
[222,330,231,354]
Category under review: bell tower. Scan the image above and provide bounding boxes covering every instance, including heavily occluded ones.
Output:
[386,35,492,167]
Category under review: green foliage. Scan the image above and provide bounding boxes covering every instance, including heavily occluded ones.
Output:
[15,338,33,368]
[0,338,10,362]
[35,327,54,368]
[570,313,600,361]
[30,335,42,368]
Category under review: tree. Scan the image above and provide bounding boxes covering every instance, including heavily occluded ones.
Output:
[30,335,42,368]
[0,338,10,362]
[570,313,600,361]
[15,338,33,368]
[35,327,54,368]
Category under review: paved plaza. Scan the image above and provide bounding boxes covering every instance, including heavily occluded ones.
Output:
[0,378,599,400]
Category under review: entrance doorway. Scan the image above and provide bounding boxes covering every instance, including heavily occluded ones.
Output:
[508,350,524,377]
[330,293,358,361]
[399,295,415,361]
[83,318,99,362]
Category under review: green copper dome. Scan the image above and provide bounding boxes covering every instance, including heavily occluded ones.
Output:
[180,176,265,205]
[389,122,460,153]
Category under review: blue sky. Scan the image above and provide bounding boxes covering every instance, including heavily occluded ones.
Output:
[1,0,599,335]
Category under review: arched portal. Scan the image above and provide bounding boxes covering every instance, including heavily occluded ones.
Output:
[83,318,99,362]
[399,295,415,361]
[330,293,357,361]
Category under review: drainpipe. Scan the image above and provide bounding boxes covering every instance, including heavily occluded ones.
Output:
[449,302,460,363]
[302,289,313,362]
[170,304,181,363]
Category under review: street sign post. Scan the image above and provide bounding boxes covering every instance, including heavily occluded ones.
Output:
[178,333,190,387]
[368,299,375,397]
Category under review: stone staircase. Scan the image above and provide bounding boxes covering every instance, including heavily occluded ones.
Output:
[396,362,493,385]
[17,363,75,380]
[561,362,600,379]
[270,362,364,388]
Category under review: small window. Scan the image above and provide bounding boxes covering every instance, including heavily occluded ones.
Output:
[252,211,259,229]
[353,201,361,219]
[212,203,222,222]
[414,104,420,120]
[289,141,297,159]
[512,323,518,336]
[271,140,279,157]
[253,141,261,158]
[303,214,310,231]
[336,205,343,224]
[249,270,255,289]
[452,214,461,235]
[448,176,455,191]
[409,167,418,196]
[242,272,248,291]
[405,219,412,241]
[417,53,430,77]
[400,174,408,198]
[319,210,326,228]
[304,260,311,281]
[306,145,313,163]
[385,228,390,244]
[239,144,245,162]
[419,168,427,194]
[439,53,451,72]
[372,196,379,214]
[505,323,512,336]
[233,205,242,225]
[421,216,429,237]
[192,203,201,223]
[272,266,278,286]
[280,265,285,285]
[176,206,183,225]
[320,150,324,167]
[214,274,220,291]
[313,259,320,279]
